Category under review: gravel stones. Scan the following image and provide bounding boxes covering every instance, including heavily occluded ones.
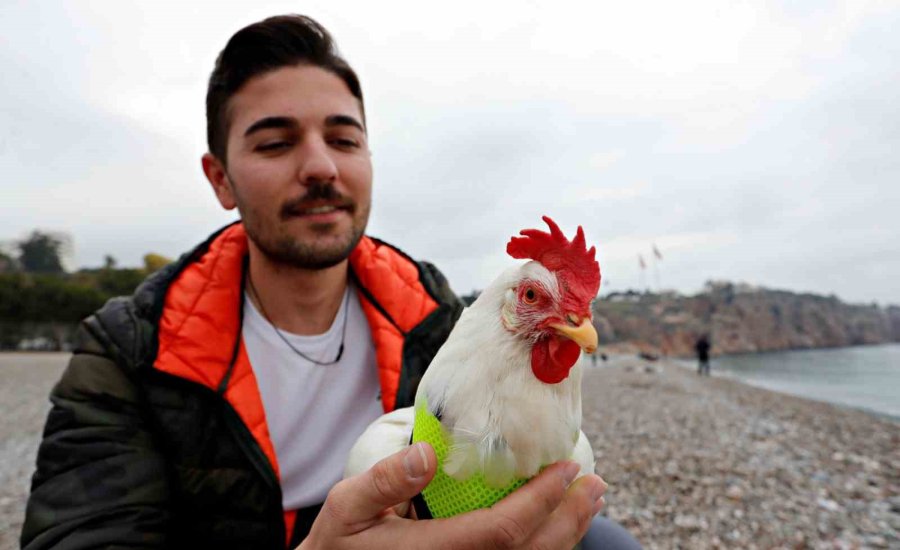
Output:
[0,353,67,550]
[582,358,900,549]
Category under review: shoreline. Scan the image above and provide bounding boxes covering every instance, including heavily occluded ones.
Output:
[708,340,900,359]
[658,355,900,424]
[602,340,900,363]
[600,348,900,423]
[713,368,900,424]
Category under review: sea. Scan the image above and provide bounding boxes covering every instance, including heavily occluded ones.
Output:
[703,343,900,420]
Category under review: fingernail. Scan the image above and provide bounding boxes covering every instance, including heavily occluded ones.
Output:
[592,480,605,502]
[561,461,580,485]
[404,443,428,479]
[591,478,606,514]
[598,477,609,492]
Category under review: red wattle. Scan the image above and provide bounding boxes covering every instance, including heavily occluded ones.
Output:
[531,336,581,384]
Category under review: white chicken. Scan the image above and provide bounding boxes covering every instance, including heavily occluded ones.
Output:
[345,216,600,517]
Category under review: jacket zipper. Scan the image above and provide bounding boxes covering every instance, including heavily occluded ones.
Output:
[220,397,288,547]
[220,400,280,489]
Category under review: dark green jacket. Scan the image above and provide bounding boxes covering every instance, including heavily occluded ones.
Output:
[22,223,464,549]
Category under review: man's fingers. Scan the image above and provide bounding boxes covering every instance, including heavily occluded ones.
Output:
[321,442,436,534]
[527,474,607,549]
[392,500,412,518]
[316,460,605,550]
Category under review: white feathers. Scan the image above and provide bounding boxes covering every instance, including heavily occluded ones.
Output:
[343,407,415,478]
[572,429,596,478]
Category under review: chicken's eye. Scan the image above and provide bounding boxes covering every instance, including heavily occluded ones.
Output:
[523,287,537,304]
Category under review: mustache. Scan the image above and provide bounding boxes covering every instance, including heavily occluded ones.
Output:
[280,183,355,219]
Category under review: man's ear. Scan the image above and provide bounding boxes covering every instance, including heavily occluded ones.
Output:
[202,153,237,210]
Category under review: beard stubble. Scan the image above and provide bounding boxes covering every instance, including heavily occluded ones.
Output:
[237,180,370,270]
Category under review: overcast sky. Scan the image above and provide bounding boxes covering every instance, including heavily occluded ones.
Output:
[2,1,899,304]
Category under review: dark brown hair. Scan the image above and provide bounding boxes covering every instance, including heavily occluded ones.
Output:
[205,15,365,163]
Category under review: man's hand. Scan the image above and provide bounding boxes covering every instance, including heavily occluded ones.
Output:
[299,442,607,549]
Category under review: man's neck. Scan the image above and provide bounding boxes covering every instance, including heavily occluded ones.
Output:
[246,245,349,336]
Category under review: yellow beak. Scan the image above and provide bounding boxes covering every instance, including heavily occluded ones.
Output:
[549,318,598,354]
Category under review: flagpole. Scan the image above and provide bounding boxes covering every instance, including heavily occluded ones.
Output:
[652,244,663,291]
[652,253,659,290]
[638,254,647,292]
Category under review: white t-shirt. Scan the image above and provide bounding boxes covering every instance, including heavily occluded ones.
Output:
[242,282,383,510]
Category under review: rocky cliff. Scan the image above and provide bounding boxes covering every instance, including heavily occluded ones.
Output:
[593,282,899,357]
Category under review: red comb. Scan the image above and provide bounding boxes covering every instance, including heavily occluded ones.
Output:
[507,216,601,309]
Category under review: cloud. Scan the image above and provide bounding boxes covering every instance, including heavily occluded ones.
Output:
[2,0,899,304]
[574,182,649,203]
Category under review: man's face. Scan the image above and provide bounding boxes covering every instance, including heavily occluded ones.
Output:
[208,64,372,269]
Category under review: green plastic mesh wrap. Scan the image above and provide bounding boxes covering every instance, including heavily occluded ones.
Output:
[412,402,527,518]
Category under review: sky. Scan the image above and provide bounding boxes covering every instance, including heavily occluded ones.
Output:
[2,0,899,304]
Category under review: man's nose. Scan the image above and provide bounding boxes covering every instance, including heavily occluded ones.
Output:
[297,138,338,185]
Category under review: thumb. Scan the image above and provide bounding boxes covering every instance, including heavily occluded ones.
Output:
[323,442,436,530]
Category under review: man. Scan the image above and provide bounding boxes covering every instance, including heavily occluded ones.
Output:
[696,334,711,376]
[22,15,625,549]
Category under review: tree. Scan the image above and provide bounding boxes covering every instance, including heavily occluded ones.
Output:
[0,251,16,273]
[143,253,173,274]
[104,254,117,270]
[18,231,65,274]
[96,268,146,296]
[0,273,106,323]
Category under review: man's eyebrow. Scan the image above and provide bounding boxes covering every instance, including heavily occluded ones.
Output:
[325,114,365,132]
[243,116,297,137]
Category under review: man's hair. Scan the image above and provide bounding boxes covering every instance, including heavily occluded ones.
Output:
[205,14,365,163]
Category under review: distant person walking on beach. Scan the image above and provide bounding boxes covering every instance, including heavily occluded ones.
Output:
[695,334,711,376]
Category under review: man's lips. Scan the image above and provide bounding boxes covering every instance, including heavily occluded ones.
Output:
[281,201,354,219]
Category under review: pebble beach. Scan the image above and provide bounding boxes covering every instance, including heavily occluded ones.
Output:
[585,356,899,549]
[2,352,898,549]
[0,354,68,550]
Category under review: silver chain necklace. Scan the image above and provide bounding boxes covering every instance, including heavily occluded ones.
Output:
[247,272,350,366]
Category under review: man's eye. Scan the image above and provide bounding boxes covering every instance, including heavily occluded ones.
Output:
[330,138,359,148]
[256,141,290,152]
